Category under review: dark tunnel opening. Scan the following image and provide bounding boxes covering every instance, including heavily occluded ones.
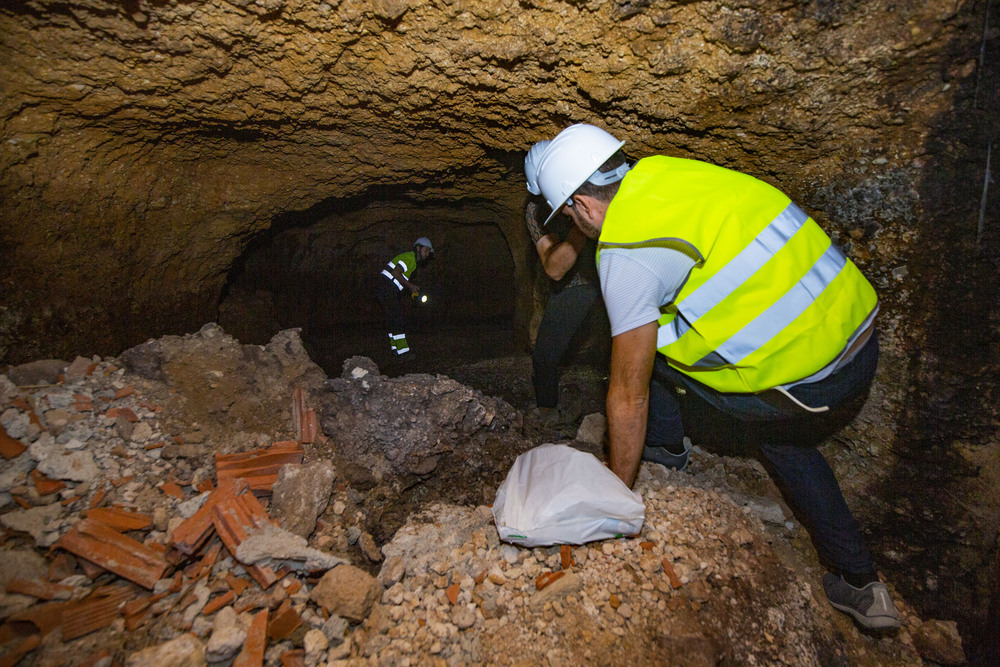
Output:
[218,191,519,378]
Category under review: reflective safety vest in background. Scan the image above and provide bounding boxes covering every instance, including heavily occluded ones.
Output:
[381,251,417,291]
[598,156,878,394]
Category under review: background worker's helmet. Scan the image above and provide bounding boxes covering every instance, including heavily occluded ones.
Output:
[524,140,551,196]
[414,237,433,253]
[536,124,627,225]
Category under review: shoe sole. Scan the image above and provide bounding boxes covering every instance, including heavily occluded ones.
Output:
[827,600,901,631]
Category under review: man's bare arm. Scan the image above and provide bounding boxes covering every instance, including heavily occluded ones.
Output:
[536,225,588,281]
[606,321,658,487]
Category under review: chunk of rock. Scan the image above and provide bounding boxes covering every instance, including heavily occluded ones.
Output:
[235,524,346,573]
[912,619,965,665]
[310,564,382,622]
[124,632,206,667]
[0,453,36,493]
[6,360,68,387]
[1,504,64,544]
[574,413,607,447]
[205,607,246,662]
[270,461,336,538]
[29,437,100,483]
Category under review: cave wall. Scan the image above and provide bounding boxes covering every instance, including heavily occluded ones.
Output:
[0,0,977,364]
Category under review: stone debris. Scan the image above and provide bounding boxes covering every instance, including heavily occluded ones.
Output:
[0,325,951,665]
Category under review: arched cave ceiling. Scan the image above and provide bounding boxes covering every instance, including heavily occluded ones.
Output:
[0,0,988,362]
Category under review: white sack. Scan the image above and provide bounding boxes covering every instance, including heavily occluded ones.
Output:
[492,443,645,547]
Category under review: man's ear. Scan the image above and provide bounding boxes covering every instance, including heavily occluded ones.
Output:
[573,194,602,221]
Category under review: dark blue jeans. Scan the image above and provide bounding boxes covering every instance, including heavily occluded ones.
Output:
[646,334,879,578]
[532,283,602,408]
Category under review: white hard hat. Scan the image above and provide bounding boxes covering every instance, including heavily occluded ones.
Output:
[524,140,551,195]
[414,237,433,251]
[536,124,627,225]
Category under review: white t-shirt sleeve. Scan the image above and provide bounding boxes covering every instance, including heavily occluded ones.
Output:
[598,247,697,337]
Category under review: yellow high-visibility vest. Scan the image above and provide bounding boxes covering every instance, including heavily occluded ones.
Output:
[599,156,878,393]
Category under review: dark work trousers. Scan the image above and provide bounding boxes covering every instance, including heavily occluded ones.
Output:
[645,333,880,578]
[532,283,603,408]
[375,277,405,340]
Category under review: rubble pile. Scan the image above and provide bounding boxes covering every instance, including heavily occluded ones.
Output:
[0,326,966,665]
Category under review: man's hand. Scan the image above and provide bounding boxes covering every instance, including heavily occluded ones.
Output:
[408,284,420,295]
[606,321,658,487]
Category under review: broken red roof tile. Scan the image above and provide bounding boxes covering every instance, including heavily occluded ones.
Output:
[226,573,250,596]
[30,469,66,496]
[283,578,302,597]
[535,571,565,591]
[160,481,185,499]
[27,411,43,429]
[216,441,304,495]
[640,541,655,550]
[114,384,135,399]
[196,478,214,493]
[110,475,134,487]
[11,398,30,410]
[85,507,153,531]
[446,582,460,605]
[6,578,73,601]
[168,479,243,557]
[105,407,139,422]
[145,442,164,451]
[202,590,235,616]
[0,633,40,667]
[233,608,269,667]
[13,495,31,509]
[78,558,107,579]
[55,518,169,590]
[266,599,301,640]
[73,401,93,412]
[137,400,162,412]
[561,545,574,570]
[61,585,134,641]
[89,487,107,509]
[4,600,68,638]
[212,489,280,589]
[0,424,27,459]
[661,558,683,589]
[279,649,305,667]
[48,553,77,581]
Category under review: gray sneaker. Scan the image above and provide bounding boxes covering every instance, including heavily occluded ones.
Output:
[822,573,901,630]
[642,436,692,471]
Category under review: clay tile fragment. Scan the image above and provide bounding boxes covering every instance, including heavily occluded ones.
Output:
[291,387,317,444]
[202,590,235,616]
[88,488,107,509]
[11,397,30,410]
[61,585,134,640]
[55,518,169,590]
[233,608,268,667]
[6,600,69,638]
[106,407,139,422]
[661,558,683,589]
[114,384,135,399]
[535,571,565,591]
[216,441,304,495]
[212,489,280,589]
[560,545,574,570]
[160,481,185,499]
[6,578,74,601]
[266,599,301,640]
[30,469,66,496]
[446,582,460,606]
[85,507,153,531]
[640,541,654,550]
[0,634,40,667]
[226,573,250,596]
[0,424,27,459]
[280,649,305,667]
[168,479,242,558]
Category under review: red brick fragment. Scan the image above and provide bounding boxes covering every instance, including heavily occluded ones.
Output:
[30,469,66,496]
[110,476,134,487]
[446,582,460,605]
[11,398,30,410]
[137,400,162,412]
[160,481,185,499]
[640,541,655,550]
[114,384,135,399]
[560,545,574,570]
[233,608,268,667]
[48,553,78,581]
[105,407,139,422]
[0,424,27,459]
[474,570,487,585]
[72,401,93,412]
[212,489,280,589]
[0,634,40,667]
[61,585,133,640]
[280,649,305,667]
[535,571,565,591]
[13,495,31,509]
[266,599,301,640]
[27,411,43,429]
[215,440,304,495]
[661,558,683,589]
[5,600,69,638]
[55,518,169,590]
[169,479,242,557]
[144,442,164,451]
[202,590,235,616]
[85,507,152,531]
[6,578,73,601]
[196,478,214,493]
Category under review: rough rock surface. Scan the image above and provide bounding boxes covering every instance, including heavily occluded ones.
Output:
[270,461,336,538]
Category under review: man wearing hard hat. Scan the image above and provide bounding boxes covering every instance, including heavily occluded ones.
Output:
[522,141,606,423]
[528,124,899,631]
[377,237,434,360]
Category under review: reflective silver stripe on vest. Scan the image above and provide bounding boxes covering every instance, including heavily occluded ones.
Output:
[695,242,847,367]
[381,269,403,290]
[656,203,808,349]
